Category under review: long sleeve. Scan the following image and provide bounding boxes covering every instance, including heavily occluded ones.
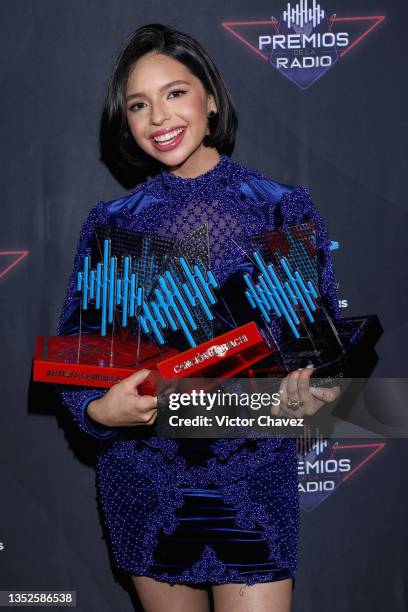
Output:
[56,201,115,439]
[240,177,339,319]
[273,185,340,319]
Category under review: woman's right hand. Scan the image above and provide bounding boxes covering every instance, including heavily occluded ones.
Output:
[86,369,157,428]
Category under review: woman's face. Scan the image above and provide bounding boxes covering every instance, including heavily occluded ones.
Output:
[125,53,217,169]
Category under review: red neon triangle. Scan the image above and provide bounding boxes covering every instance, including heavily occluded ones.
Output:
[222,20,279,63]
[332,442,385,482]
[0,251,29,279]
[333,16,385,58]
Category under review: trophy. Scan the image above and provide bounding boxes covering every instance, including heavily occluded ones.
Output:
[33,223,273,393]
[232,221,382,378]
[33,220,382,394]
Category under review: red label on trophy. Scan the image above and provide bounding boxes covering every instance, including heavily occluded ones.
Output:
[33,322,273,391]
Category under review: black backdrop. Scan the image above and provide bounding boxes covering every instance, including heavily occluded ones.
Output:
[1,1,407,610]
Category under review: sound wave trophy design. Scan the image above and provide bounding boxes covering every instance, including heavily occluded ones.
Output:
[34,224,271,391]
[33,221,381,391]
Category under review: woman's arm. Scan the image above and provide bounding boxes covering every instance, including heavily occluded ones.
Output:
[55,201,115,439]
[268,184,341,415]
[55,201,158,435]
[272,185,340,319]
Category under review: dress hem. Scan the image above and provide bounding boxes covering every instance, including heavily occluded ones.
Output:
[121,568,296,587]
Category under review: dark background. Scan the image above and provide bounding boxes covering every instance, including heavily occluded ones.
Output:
[0,1,407,610]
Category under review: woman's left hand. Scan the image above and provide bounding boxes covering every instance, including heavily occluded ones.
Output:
[273,366,340,418]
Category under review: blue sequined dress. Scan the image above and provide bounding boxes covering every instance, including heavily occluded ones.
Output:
[57,154,338,586]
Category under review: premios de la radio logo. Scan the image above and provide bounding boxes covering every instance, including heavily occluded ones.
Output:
[260,1,348,72]
[222,1,385,89]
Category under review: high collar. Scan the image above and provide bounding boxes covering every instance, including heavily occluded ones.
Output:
[158,153,235,195]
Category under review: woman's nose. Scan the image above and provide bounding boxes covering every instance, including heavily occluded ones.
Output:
[150,101,169,125]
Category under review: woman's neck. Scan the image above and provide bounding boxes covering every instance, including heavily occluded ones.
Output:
[167,146,221,179]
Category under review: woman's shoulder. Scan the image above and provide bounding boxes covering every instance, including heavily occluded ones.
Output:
[231,160,323,230]
[91,180,154,221]
[234,159,310,206]
[232,160,315,224]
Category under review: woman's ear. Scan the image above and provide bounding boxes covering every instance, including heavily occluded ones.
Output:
[207,94,218,115]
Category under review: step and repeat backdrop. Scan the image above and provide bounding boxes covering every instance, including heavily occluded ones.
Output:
[0,1,407,611]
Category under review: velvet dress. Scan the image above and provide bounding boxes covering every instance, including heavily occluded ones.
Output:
[56,153,338,586]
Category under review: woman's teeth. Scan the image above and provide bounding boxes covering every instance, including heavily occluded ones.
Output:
[153,127,185,143]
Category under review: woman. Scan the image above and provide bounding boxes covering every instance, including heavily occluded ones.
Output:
[57,23,340,612]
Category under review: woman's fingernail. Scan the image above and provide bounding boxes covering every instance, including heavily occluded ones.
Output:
[306,364,314,369]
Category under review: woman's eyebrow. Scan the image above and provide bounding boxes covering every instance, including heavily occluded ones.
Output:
[126,79,190,101]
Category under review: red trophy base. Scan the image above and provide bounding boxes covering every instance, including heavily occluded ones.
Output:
[156,322,271,378]
[34,334,177,391]
[34,322,272,394]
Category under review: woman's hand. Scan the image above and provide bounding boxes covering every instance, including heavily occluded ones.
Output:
[273,366,340,418]
[87,369,157,428]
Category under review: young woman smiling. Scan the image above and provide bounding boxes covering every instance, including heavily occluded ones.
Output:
[57,23,340,612]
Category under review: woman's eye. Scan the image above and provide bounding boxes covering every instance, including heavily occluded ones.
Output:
[128,90,187,112]
[168,89,187,98]
[129,102,146,112]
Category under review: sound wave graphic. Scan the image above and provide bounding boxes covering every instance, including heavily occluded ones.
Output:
[139,258,218,348]
[244,251,318,338]
[283,0,325,30]
[77,239,218,347]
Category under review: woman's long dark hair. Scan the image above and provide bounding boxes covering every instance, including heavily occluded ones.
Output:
[99,23,238,188]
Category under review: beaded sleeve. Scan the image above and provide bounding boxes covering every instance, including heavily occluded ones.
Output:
[55,202,115,439]
[269,185,340,319]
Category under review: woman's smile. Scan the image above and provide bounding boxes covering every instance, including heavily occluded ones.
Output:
[150,125,187,151]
